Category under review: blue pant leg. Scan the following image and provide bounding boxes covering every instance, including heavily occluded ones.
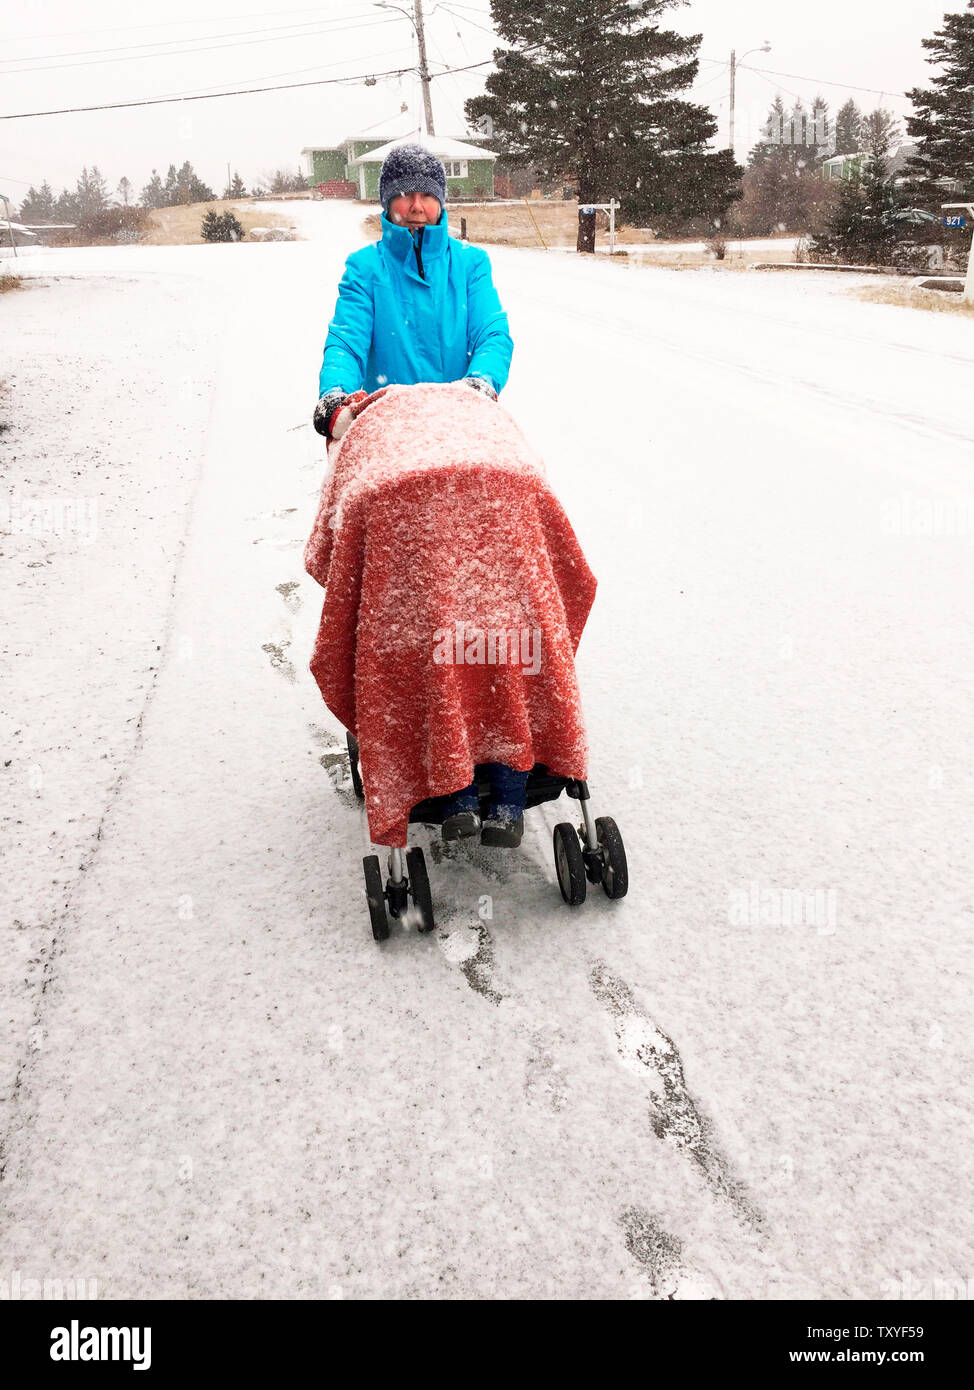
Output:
[485,763,530,814]
[442,777,479,814]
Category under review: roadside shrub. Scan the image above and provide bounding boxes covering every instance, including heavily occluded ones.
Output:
[200,209,243,242]
[51,205,149,247]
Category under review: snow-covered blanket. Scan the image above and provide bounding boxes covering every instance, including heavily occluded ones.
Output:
[304,382,597,846]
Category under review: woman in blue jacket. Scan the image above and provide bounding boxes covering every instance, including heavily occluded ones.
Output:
[312,143,526,847]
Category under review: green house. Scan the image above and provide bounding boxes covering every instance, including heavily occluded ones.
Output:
[302,130,496,200]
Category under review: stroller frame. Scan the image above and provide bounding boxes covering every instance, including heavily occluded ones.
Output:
[346,732,628,941]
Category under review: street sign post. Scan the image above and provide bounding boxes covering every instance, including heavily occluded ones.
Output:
[579,200,619,253]
[941,203,974,300]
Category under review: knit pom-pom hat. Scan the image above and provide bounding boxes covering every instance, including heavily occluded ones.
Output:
[379,142,447,215]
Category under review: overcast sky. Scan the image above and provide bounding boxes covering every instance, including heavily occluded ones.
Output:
[0,0,955,206]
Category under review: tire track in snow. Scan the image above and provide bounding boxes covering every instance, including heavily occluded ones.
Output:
[589,960,763,1232]
[516,288,974,453]
[0,311,224,1188]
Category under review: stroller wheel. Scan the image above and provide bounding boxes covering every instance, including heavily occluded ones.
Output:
[595,817,628,900]
[347,732,364,799]
[406,847,435,932]
[363,854,389,941]
[553,823,587,906]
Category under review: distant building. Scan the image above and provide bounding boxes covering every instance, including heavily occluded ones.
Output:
[301,126,497,201]
[822,142,923,186]
[1,220,75,246]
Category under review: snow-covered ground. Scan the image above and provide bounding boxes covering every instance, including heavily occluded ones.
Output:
[2,202,972,1300]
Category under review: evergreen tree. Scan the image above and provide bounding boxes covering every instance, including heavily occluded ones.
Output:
[76,165,109,217]
[835,98,863,156]
[163,164,180,205]
[269,168,307,194]
[224,170,247,199]
[54,187,81,221]
[140,169,166,209]
[861,107,901,157]
[174,160,215,204]
[464,0,741,251]
[810,109,903,265]
[117,176,132,206]
[906,0,974,196]
[740,95,833,233]
[17,181,57,222]
[809,95,833,157]
[200,208,243,242]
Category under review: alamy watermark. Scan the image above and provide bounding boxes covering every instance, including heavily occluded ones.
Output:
[2,495,99,545]
[763,112,834,152]
[1,1269,98,1299]
[728,880,838,935]
[880,493,974,542]
[433,621,542,676]
[880,1271,971,1300]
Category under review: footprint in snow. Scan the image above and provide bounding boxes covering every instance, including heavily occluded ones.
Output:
[438,921,503,1005]
[590,960,762,1231]
[307,724,358,805]
[524,1033,570,1112]
[261,640,297,684]
[618,1206,721,1300]
[318,750,358,807]
[276,580,303,613]
[307,723,341,749]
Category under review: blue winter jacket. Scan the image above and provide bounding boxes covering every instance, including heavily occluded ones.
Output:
[318,209,513,398]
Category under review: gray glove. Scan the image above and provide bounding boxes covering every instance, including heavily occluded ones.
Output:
[464,375,498,401]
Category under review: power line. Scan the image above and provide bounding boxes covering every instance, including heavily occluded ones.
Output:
[13,38,899,127]
[1,15,400,75]
[740,64,806,108]
[438,5,495,37]
[425,26,475,131]
[0,63,419,120]
[0,4,379,44]
[149,45,415,101]
[0,9,381,64]
[739,63,913,103]
[693,63,730,92]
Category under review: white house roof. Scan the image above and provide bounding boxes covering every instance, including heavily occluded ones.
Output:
[349,130,496,165]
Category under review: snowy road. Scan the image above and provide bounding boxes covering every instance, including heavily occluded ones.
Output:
[2,207,972,1298]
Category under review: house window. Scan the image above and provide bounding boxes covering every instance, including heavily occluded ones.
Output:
[443,160,468,178]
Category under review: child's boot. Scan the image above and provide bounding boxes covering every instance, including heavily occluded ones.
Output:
[481,764,529,847]
[440,778,481,841]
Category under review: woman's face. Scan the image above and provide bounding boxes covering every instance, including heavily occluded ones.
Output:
[388,190,442,228]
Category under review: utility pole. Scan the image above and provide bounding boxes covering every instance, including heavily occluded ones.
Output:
[729,49,736,155]
[413,0,435,136]
[729,42,771,158]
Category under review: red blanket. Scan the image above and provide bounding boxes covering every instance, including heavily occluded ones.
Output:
[304,383,597,846]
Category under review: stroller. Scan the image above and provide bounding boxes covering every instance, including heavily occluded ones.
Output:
[304,382,629,942]
[346,733,628,940]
